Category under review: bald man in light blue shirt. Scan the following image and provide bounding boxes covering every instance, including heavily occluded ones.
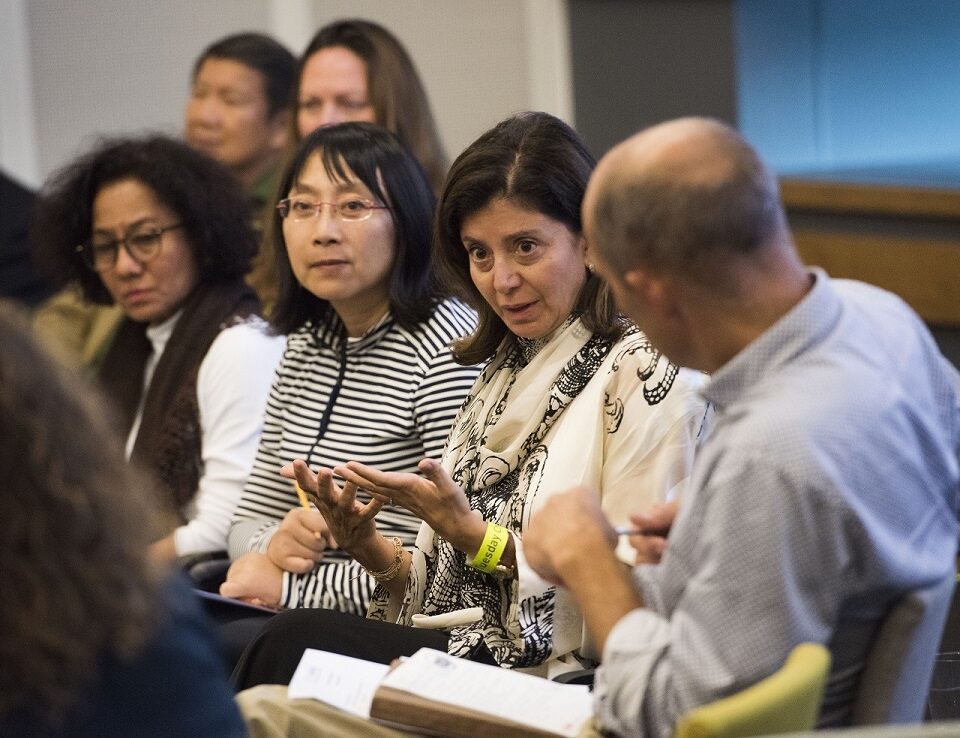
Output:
[525,117,960,737]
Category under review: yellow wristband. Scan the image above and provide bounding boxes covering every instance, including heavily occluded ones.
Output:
[470,522,509,573]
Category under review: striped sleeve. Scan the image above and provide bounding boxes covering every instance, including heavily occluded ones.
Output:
[227,300,481,613]
[411,300,482,460]
[280,560,374,615]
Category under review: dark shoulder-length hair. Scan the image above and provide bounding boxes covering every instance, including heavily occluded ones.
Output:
[31,135,257,304]
[435,111,621,365]
[295,19,447,193]
[0,302,165,728]
[270,121,441,334]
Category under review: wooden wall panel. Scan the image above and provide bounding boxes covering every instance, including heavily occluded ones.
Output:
[792,229,960,325]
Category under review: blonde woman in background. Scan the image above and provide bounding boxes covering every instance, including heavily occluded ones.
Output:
[293,19,447,193]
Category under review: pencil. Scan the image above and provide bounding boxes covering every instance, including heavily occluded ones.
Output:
[294,481,322,541]
[294,481,311,510]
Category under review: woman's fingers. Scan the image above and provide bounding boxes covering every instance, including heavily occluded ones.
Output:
[357,495,385,522]
[282,555,320,574]
[418,458,460,499]
[629,500,679,536]
[335,464,399,498]
[338,476,358,510]
[337,478,384,521]
[290,523,326,552]
[342,461,423,493]
[290,459,325,498]
[293,461,395,527]
[310,467,340,508]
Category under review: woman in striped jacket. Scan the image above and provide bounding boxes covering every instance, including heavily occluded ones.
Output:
[222,123,479,614]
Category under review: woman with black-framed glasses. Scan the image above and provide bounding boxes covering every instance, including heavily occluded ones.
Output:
[31,134,285,562]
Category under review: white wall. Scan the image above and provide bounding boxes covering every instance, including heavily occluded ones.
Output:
[0,0,571,189]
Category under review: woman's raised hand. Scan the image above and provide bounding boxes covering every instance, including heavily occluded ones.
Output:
[282,459,383,556]
[335,458,485,555]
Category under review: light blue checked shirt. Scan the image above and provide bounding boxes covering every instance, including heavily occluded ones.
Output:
[594,270,960,737]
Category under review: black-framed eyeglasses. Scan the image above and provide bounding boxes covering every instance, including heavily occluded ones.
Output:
[276,197,390,222]
[76,223,183,272]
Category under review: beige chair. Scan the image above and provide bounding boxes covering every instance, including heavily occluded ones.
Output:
[557,578,956,728]
[673,643,831,738]
[850,575,956,725]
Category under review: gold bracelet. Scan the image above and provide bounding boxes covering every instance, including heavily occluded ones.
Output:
[363,536,405,583]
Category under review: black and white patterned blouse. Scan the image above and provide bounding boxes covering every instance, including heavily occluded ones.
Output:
[370,317,710,676]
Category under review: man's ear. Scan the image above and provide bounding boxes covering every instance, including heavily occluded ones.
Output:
[624,268,678,320]
[623,267,655,306]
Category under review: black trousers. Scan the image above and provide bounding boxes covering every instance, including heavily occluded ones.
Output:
[231,608,451,691]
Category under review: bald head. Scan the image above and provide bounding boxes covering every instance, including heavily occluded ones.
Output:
[585,117,792,289]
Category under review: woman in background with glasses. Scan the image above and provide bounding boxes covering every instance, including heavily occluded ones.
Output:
[221,122,478,619]
[31,135,285,561]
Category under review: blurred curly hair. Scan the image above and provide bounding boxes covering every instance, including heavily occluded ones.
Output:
[0,302,166,728]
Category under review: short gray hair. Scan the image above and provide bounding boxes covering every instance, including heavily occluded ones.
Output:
[591,121,788,285]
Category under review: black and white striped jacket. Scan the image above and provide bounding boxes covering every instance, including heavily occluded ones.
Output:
[228,298,480,613]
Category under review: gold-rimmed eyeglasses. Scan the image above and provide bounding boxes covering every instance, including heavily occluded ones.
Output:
[276,197,390,222]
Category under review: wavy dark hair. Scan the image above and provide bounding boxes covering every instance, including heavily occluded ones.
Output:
[271,122,441,334]
[295,19,447,193]
[435,111,622,365]
[31,134,257,302]
[0,302,165,728]
[193,32,295,119]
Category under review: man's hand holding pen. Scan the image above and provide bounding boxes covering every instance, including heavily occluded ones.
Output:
[622,499,678,565]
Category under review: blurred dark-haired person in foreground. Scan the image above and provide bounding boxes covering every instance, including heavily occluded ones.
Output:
[0,303,244,737]
[524,117,960,736]
[31,135,284,562]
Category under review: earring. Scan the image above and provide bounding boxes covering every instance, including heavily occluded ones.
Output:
[586,263,595,273]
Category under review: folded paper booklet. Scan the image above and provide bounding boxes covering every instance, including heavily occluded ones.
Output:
[288,647,594,738]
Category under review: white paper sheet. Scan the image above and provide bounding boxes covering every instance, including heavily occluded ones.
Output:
[380,648,593,737]
[287,648,390,718]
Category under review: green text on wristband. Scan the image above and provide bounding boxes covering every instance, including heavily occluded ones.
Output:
[470,522,509,573]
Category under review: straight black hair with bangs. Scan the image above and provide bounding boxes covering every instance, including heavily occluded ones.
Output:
[270,122,441,334]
